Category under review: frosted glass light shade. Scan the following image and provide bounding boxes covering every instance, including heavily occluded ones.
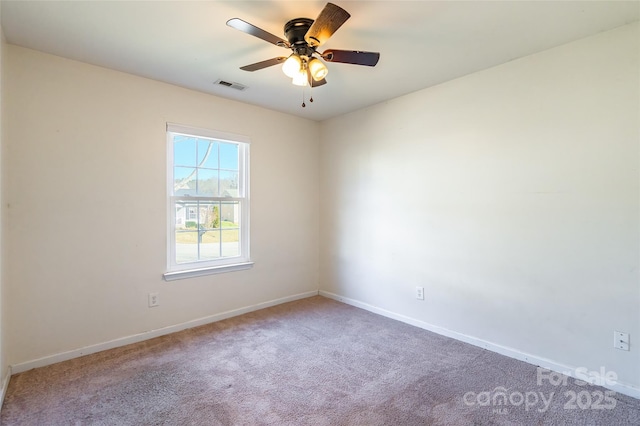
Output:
[292,70,308,86]
[282,55,302,78]
[308,58,328,81]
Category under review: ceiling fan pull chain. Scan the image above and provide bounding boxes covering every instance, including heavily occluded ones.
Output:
[302,87,306,108]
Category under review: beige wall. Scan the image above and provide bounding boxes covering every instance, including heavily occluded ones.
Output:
[320,23,640,390]
[0,3,7,385]
[4,46,320,365]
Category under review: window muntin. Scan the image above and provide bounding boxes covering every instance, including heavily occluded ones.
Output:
[166,124,250,277]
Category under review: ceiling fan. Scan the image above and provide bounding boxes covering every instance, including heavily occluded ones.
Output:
[226,2,380,89]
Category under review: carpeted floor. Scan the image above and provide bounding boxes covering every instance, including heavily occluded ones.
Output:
[1,296,639,425]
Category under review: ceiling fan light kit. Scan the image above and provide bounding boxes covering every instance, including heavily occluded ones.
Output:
[227,2,380,105]
[283,56,327,87]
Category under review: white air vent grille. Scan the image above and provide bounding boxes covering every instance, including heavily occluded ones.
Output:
[214,79,247,91]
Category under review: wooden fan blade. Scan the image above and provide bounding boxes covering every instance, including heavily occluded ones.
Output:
[240,57,287,72]
[304,3,350,48]
[322,49,380,66]
[227,18,290,48]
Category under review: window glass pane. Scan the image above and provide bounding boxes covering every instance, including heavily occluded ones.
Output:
[221,202,240,257]
[176,201,198,229]
[175,205,185,228]
[198,220,220,260]
[220,142,239,171]
[175,231,199,263]
[199,202,221,260]
[197,139,218,169]
[220,171,239,197]
[174,167,196,195]
[199,202,220,229]
[221,229,240,257]
[220,202,240,226]
[197,169,218,196]
[200,237,221,260]
[174,136,196,167]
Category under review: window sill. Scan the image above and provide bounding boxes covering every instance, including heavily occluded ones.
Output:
[163,261,254,281]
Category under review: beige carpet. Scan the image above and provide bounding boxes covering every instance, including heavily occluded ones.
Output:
[1,296,639,425]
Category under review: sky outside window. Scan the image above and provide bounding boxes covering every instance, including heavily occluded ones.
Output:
[173,135,239,196]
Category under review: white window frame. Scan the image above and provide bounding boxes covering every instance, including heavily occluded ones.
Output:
[164,123,252,281]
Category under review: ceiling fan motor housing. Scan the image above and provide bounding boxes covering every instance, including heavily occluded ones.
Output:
[284,18,315,57]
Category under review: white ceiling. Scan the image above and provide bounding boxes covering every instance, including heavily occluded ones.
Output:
[2,1,638,121]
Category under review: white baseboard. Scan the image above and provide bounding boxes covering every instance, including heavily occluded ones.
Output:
[0,366,12,414]
[319,290,640,400]
[11,290,319,374]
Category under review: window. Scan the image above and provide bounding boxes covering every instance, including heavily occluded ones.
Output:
[164,124,252,281]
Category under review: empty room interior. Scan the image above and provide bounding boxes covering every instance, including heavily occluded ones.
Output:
[0,0,638,424]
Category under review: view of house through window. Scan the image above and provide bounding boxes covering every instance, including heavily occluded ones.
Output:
[166,124,250,276]
[174,201,241,262]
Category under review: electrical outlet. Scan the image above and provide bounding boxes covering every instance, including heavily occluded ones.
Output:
[148,292,159,308]
[416,286,424,300]
[614,331,629,351]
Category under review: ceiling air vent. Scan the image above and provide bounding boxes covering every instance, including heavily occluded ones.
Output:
[214,79,247,91]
